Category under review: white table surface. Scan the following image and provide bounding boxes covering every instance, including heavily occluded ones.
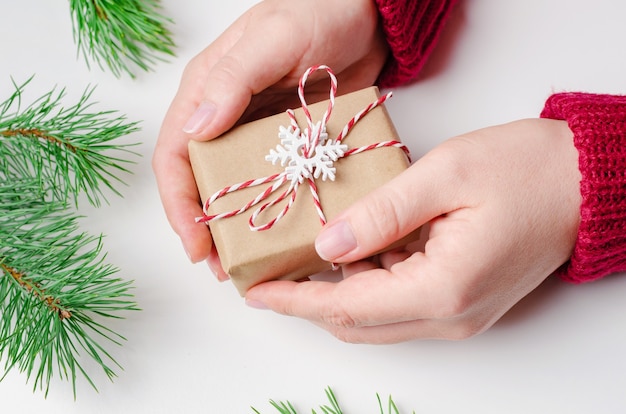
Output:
[2,1,626,413]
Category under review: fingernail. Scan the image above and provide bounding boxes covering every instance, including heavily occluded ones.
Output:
[315,220,357,261]
[183,243,200,264]
[183,101,217,134]
[245,299,268,310]
[206,257,229,282]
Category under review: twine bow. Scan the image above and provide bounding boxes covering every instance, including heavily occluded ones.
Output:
[196,65,410,231]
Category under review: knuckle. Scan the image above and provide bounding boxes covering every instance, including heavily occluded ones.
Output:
[150,148,162,172]
[185,52,246,92]
[434,289,473,320]
[424,137,477,187]
[183,51,212,80]
[210,55,247,86]
[448,319,489,341]
[321,299,360,331]
[433,289,493,341]
[329,327,362,344]
[361,188,406,242]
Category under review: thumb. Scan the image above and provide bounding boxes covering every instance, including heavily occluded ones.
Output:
[315,159,453,263]
[180,6,307,140]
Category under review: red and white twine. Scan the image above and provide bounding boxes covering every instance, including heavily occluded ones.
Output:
[196,65,410,231]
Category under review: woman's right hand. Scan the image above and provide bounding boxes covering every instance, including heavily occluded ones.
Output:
[246,119,582,343]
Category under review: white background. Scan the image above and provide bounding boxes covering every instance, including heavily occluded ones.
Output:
[2,1,626,413]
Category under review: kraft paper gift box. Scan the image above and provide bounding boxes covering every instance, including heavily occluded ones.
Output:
[189,86,416,296]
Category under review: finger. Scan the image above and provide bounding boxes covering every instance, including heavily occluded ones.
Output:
[246,254,437,327]
[314,152,461,263]
[312,305,495,343]
[378,247,412,270]
[182,5,312,140]
[341,257,379,278]
[312,319,450,344]
[246,258,493,343]
[153,114,213,262]
[340,247,410,278]
[247,206,505,337]
[153,7,282,262]
[207,244,229,281]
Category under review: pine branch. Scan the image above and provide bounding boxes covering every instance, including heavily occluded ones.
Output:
[251,387,416,414]
[68,0,176,78]
[0,76,140,207]
[0,78,140,397]
[0,199,138,397]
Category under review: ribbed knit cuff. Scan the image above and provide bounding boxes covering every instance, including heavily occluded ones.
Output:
[374,0,458,88]
[541,93,626,283]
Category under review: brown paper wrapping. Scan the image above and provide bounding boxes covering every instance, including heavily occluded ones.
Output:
[189,86,416,295]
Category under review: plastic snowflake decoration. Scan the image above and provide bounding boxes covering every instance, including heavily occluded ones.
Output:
[266,122,348,183]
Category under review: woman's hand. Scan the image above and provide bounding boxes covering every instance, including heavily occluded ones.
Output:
[245,119,582,343]
[152,0,389,270]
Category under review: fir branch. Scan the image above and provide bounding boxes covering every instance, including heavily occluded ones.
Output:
[251,387,416,414]
[0,76,140,207]
[68,0,176,78]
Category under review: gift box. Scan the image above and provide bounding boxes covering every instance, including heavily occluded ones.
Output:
[189,80,416,295]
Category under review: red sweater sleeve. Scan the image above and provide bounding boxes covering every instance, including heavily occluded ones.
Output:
[541,93,626,283]
[374,0,459,88]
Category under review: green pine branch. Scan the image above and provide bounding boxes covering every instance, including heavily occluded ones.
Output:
[68,0,176,78]
[0,77,140,397]
[0,76,139,207]
[251,387,416,414]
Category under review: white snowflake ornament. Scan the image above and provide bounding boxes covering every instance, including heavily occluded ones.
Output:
[266,122,348,183]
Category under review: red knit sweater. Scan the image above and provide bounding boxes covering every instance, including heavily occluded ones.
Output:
[375,0,626,283]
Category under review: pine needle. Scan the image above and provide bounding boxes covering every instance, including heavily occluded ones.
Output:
[0,77,140,397]
[68,0,176,78]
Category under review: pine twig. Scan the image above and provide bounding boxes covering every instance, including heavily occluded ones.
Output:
[251,387,416,414]
[0,78,140,397]
[0,199,138,397]
[0,76,140,207]
[68,0,176,78]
